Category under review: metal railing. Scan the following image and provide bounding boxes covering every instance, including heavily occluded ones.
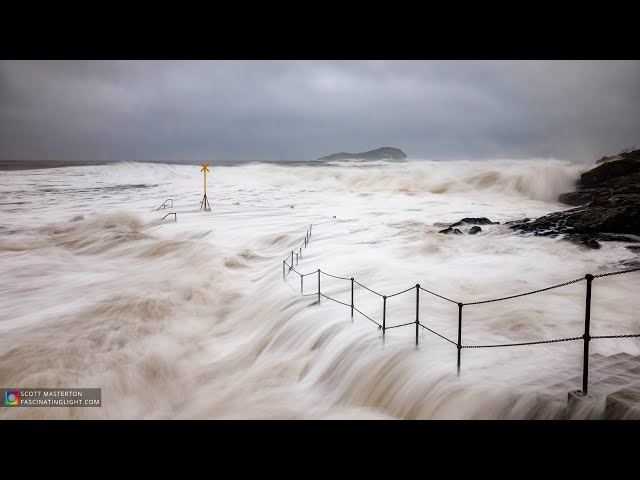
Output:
[283,224,640,397]
[156,199,173,210]
[162,212,177,222]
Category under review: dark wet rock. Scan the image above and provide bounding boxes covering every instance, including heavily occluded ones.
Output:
[504,218,532,227]
[450,217,499,228]
[569,235,601,249]
[558,149,640,207]
[438,227,462,235]
[618,257,640,269]
[580,159,640,186]
[512,149,640,248]
[512,195,640,236]
[469,226,482,235]
[559,191,593,206]
[627,245,640,252]
[318,147,407,162]
[596,147,639,164]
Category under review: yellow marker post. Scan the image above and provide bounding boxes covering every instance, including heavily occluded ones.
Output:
[200,163,211,211]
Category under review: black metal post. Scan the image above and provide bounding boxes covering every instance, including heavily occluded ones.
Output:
[415,285,420,346]
[318,269,321,303]
[301,274,303,294]
[582,274,594,395]
[382,295,387,344]
[457,302,463,375]
[299,247,302,259]
[290,251,294,270]
[351,278,354,320]
[295,252,298,266]
[283,260,285,278]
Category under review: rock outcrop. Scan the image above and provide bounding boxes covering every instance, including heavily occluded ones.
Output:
[318,147,407,162]
[438,227,463,235]
[510,148,640,249]
[438,217,499,235]
[450,217,500,228]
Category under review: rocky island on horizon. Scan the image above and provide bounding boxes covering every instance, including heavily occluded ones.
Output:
[317,147,407,162]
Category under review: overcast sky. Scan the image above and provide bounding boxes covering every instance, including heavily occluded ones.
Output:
[1,60,638,162]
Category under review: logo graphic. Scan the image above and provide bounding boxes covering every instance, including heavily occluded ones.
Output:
[5,391,19,405]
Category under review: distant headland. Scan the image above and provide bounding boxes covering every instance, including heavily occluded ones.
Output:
[317,147,407,162]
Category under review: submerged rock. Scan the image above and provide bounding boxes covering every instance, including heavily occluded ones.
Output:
[438,217,498,235]
[438,227,463,235]
[450,217,499,227]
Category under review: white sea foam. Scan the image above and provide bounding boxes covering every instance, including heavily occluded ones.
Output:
[1,159,638,419]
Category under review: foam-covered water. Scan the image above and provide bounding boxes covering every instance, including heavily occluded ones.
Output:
[1,159,639,419]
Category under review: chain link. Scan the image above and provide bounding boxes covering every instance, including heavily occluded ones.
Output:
[353,306,382,327]
[320,293,352,307]
[464,277,585,306]
[385,322,414,330]
[419,286,459,304]
[591,333,640,340]
[594,267,640,278]
[387,286,415,298]
[419,323,458,346]
[354,280,384,297]
[462,336,582,349]
[320,271,352,281]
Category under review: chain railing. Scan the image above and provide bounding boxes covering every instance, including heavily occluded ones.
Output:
[283,224,640,397]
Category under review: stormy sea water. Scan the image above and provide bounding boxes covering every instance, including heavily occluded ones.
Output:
[1,159,639,419]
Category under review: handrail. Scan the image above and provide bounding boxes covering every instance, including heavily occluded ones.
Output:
[156,199,173,210]
[162,212,177,222]
[283,223,640,397]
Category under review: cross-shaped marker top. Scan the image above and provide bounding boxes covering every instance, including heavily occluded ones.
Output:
[201,163,209,172]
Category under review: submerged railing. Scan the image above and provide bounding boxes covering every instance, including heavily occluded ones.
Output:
[156,199,173,210]
[283,224,640,397]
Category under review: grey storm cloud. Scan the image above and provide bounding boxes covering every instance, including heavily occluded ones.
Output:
[1,60,638,162]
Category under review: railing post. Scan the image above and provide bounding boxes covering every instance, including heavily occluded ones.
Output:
[283,260,285,279]
[351,278,354,320]
[295,252,298,266]
[457,302,463,375]
[301,274,303,294]
[290,251,294,270]
[318,269,321,303]
[582,274,594,395]
[415,284,420,346]
[299,247,302,259]
[382,295,387,344]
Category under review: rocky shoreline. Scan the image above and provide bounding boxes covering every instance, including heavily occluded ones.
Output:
[507,148,640,250]
[436,148,640,253]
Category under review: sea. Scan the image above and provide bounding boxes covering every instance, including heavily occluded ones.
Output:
[1,158,638,419]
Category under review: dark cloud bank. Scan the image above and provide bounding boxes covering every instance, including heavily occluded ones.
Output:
[1,60,638,163]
